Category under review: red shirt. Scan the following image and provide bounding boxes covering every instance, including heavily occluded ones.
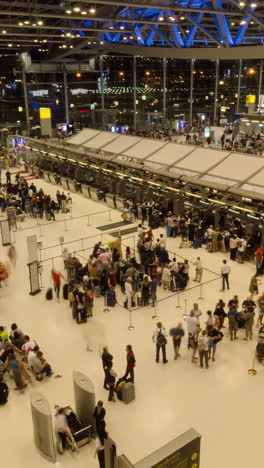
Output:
[52,271,62,286]
[127,350,136,369]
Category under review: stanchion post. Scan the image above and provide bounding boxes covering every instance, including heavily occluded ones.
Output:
[128,309,135,331]
[87,215,90,226]
[39,223,43,238]
[108,209,111,221]
[64,219,68,232]
[198,283,204,300]
[13,229,16,244]
[176,291,182,309]
[51,258,54,269]
[152,302,158,319]
[184,298,187,316]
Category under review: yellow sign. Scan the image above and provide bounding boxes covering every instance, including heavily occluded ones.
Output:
[39,107,51,119]
[246,95,256,104]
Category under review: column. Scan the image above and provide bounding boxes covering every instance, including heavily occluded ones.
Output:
[236,59,242,114]
[213,59,219,124]
[22,65,30,133]
[190,59,194,122]
[133,56,137,130]
[258,59,263,108]
[99,56,105,130]
[63,70,69,125]
[163,57,167,124]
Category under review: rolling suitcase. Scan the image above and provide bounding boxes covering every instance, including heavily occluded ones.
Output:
[122,382,135,404]
[106,290,116,307]
[46,288,53,300]
[193,239,202,249]
[63,283,69,300]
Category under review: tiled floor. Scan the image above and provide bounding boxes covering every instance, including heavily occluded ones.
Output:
[1,169,263,468]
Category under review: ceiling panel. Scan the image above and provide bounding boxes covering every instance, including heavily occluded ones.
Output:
[175,148,230,172]
[124,139,166,160]
[67,129,100,145]
[209,153,264,181]
[103,135,142,154]
[147,143,193,165]
[83,131,118,149]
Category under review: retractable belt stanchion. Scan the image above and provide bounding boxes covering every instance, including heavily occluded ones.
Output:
[103,294,110,313]
[198,283,204,300]
[108,210,112,221]
[128,308,134,331]
[176,291,182,309]
[64,219,68,232]
[87,215,90,226]
[184,298,187,316]
[152,301,158,319]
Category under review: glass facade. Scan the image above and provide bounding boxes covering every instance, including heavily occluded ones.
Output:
[17,57,264,130]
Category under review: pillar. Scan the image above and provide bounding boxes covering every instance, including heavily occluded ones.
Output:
[236,59,242,114]
[63,70,69,125]
[213,59,219,124]
[163,57,167,124]
[258,59,263,107]
[99,56,105,130]
[133,56,137,130]
[22,65,30,133]
[190,59,194,122]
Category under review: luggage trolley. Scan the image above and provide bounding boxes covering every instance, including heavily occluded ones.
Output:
[55,405,92,454]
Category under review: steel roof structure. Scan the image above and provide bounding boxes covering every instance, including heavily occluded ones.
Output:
[0,0,263,61]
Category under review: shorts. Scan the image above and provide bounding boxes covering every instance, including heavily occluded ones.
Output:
[208,342,216,351]
[229,323,238,331]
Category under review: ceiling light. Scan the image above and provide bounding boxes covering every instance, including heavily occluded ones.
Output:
[37,20,43,25]
[109,26,114,29]
[81,11,87,15]
[43,39,47,43]
[61,33,65,37]
[73,7,81,12]
[18,22,23,26]
[240,20,246,24]
[120,26,124,30]
[88,41,91,44]
[186,29,189,33]
[251,3,257,7]
[123,37,127,40]
[66,33,71,37]
[2,30,6,34]
[70,45,73,48]
[24,20,30,25]
[76,72,81,78]
[137,36,140,40]
[100,41,104,44]
[32,24,36,26]
[239,1,245,5]
[8,43,12,47]
[250,21,254,24]
[62,44,67,48]
[129,35,133,39]
[180,16,185,20]
[231,22,235,25]
[66,9,72,14]
[89,7,96,14]
[158,16,164,21]
[34,39,38,43]
[169,16,175,21]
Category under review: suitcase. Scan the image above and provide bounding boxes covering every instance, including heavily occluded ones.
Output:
[106,290,116,307]
[122,382,135,404]
[63,283,69,300]
[115,378,126,400]
[94,285,101,298]
[76,306,87,324]
[46,288,53,300]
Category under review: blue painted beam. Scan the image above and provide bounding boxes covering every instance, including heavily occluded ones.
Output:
[185,12,204,47]
[234,15,250,45]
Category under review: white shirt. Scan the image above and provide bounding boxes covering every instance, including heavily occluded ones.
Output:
[221,264,231,275]
[22,339,37,353]
[170,262,178,273]
[125,282,133,296]
[230,238,238,249]
[162,267,171,282]
[238,239,247,252]
[28,351,42,373]
[153,327,167,342]
[55,413,69,433]
[190,308,202,318]
[184,316,199,334]
[159,237,166,248]
[198,334,209,351]
[207,228,215,239]
[194,259,203,270]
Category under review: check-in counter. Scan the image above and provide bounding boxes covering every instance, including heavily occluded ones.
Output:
[68,180,76,192]
[61,177,69,190]
[115,196,125,211]
[89,187,98,201]
[81,185,91,198]
[43,171,51,183]
[106,193,116,208]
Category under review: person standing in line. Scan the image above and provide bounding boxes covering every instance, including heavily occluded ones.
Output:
[124,277,133,309]
[122,345,136,383]
[220,260,231,291]
[51,269,64,299]
[205,311,216,329]
[207,325,223,362]
[102,347,113,390]
[198,330,209,369]
[170,257,178,290]
[150,275,158,307]
[60,192,67,213]
[214,299,227,329]
[152,322,168,364]
[257,293,264,327]
[243,306,255,341]
[193,257,203,283]
[237,237,247,263]
[255,246,264,275]
[249,274,259,299]
[165,214,173,237]
[169,323,185,360]
[229,235,238,261]
[104,362,117,402]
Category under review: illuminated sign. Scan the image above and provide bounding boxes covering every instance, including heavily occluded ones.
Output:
[39,108,51,119]
[31,89,48,97]
[70,88,89,95]
[246,95,256,104]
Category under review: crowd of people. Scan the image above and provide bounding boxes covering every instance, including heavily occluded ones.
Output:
[0,170,72,223]
[0,323,53,403]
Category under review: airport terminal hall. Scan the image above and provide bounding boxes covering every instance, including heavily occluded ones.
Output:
[2,1,264,468]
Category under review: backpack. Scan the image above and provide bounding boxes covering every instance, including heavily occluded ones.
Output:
[156,329,167,346]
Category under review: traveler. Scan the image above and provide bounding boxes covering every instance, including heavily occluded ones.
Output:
[125,277,133,309]
[228,306,239,341]
[122,345,136,383]
[207,325,223,361]
[249,274,258,299]
[150,276,158,307]
[141,275,150,306]
[190,303,202,320]
[220,260,231,291]
[257,293,264,327]
[95,432,106,468]
[230,235,238,261]
[51,269,64,299]
[101,347,113,390]
[6,349,27,390]
[0,375,8,404]
[243,306,255,341]
[169,323,185,360]
[93,401,106,436]
[193,257,203,283]
[55,407,77,451]
[153,322,168,364]
[184,311,199,348]
[198,330,209,369]
[104,362,117,402]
